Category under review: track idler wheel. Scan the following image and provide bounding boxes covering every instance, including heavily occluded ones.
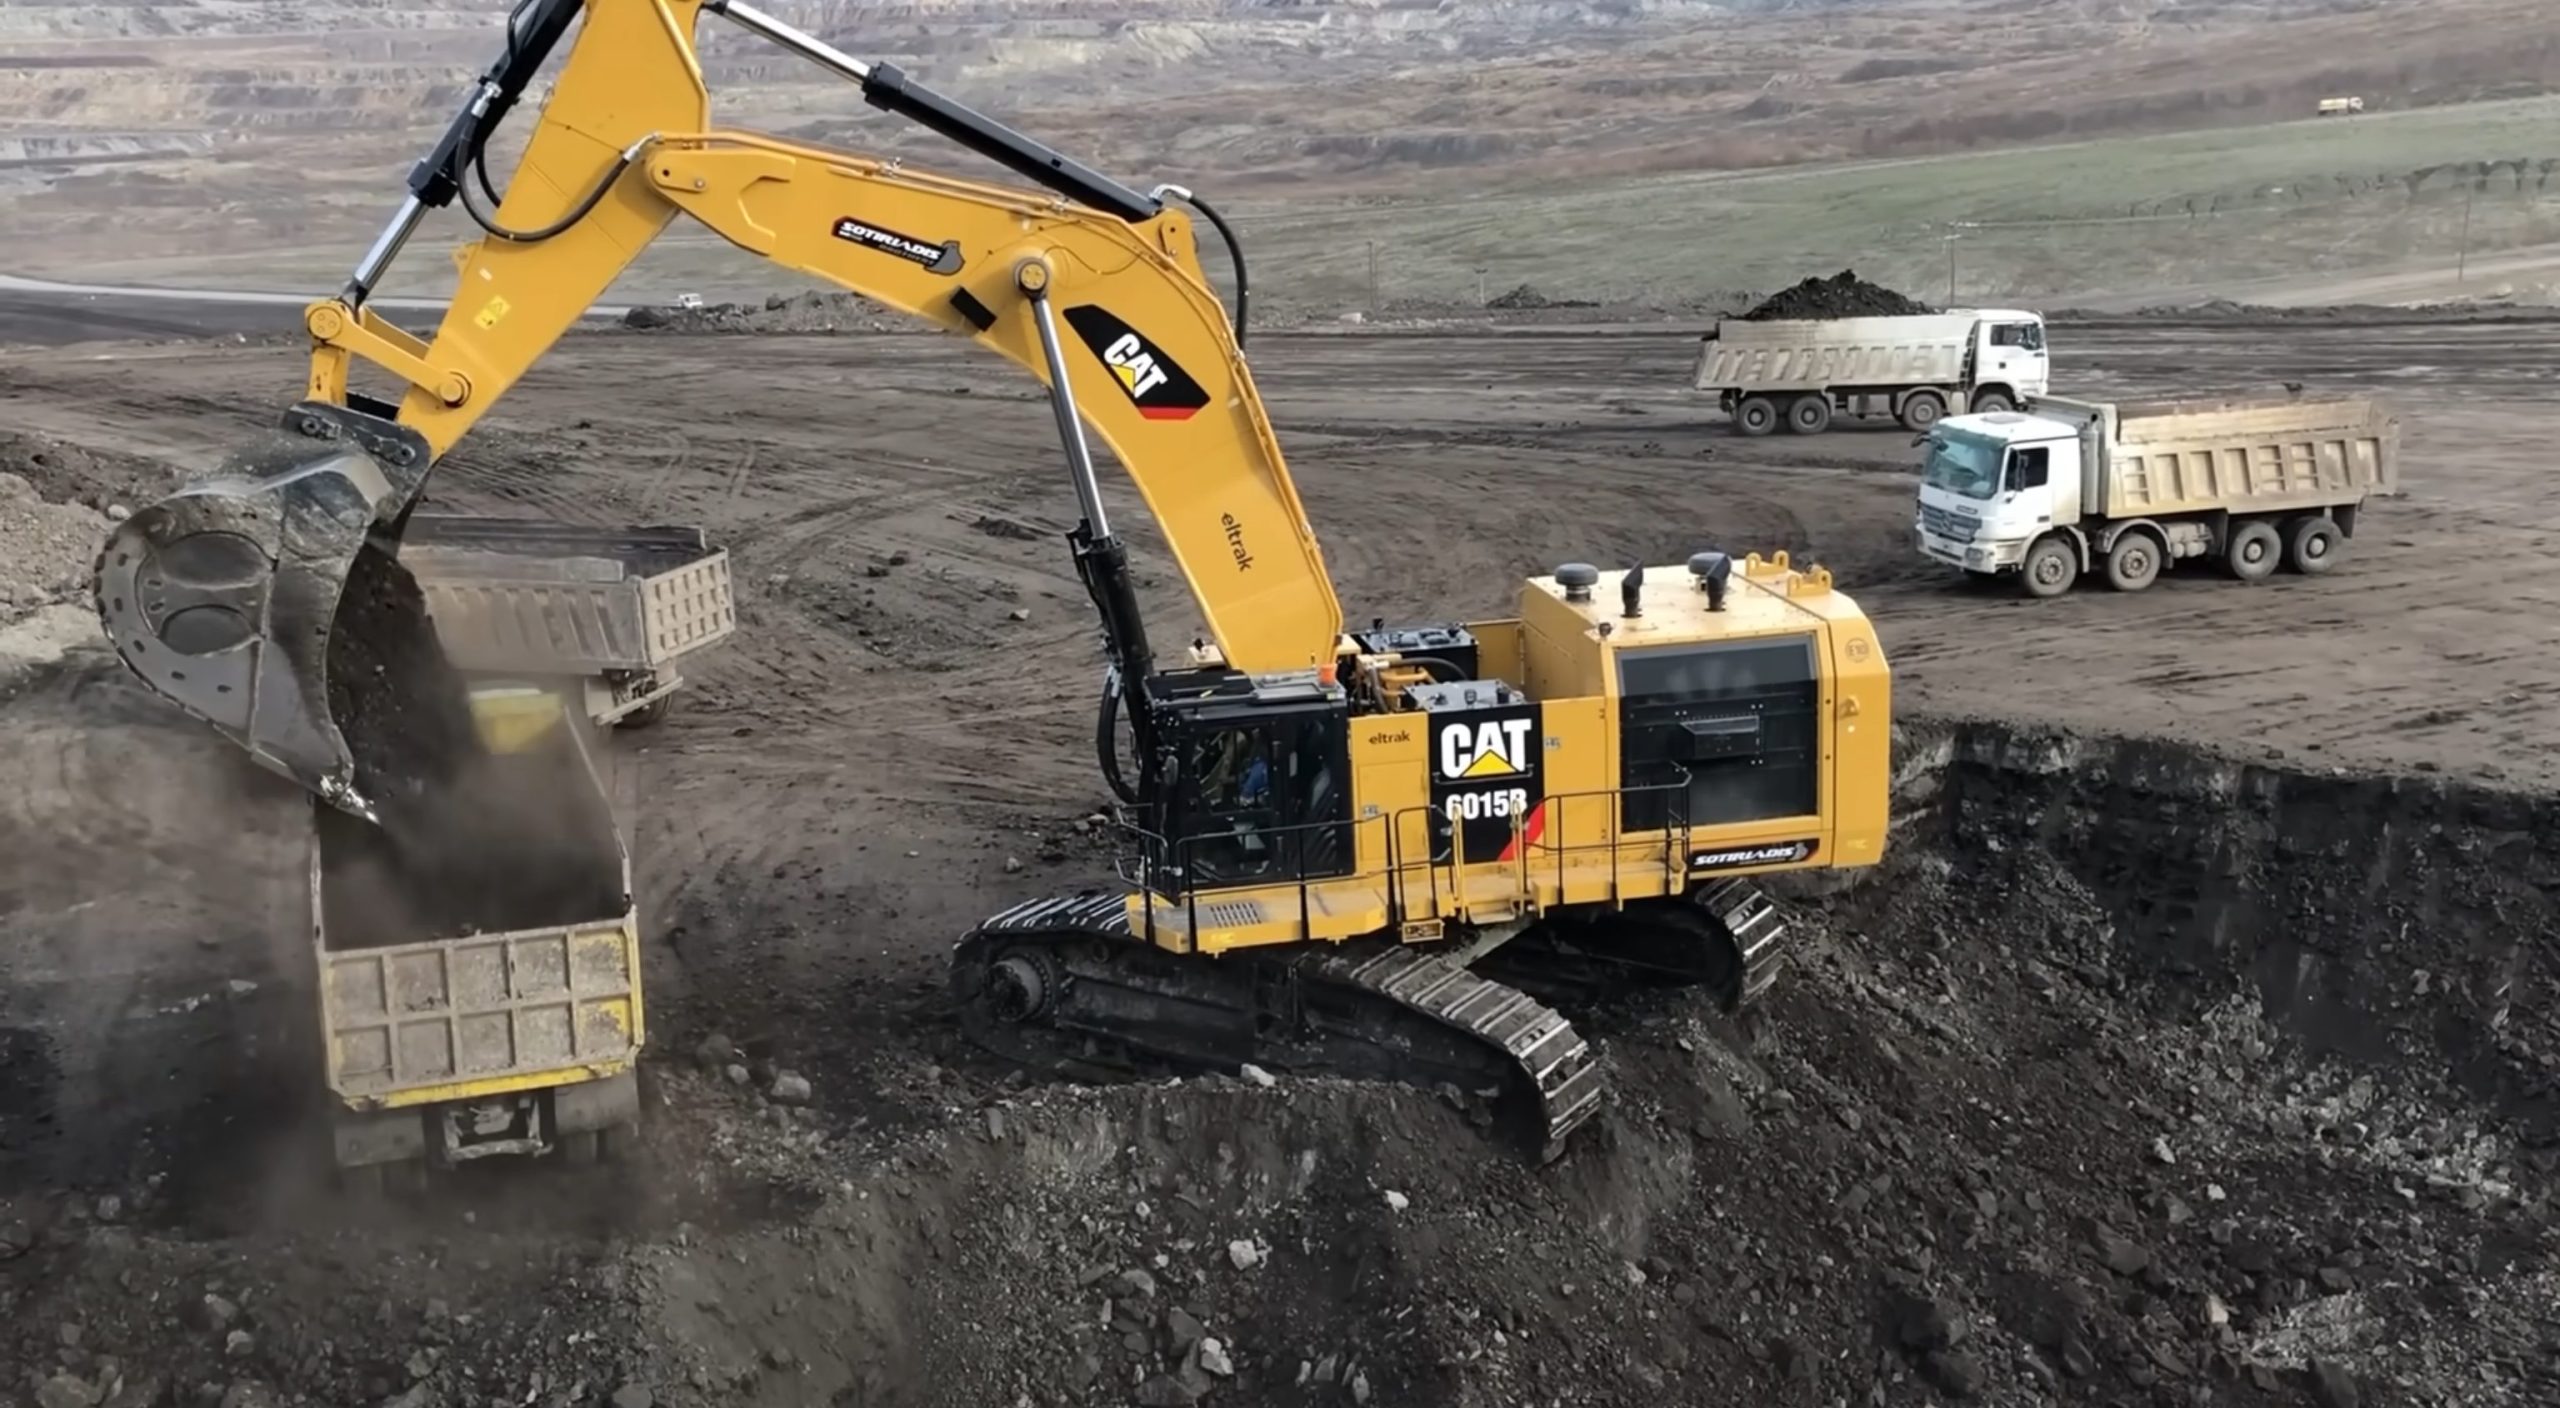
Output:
[984,950,1059,1024]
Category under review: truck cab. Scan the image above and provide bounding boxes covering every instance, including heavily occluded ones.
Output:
[1913,410,2080,576]
[1968,312,2051,406]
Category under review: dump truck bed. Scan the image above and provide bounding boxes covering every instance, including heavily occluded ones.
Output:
[312,693,639,1122]
[400,514,735,679]
[1693,313,1980,392]
[2038,394,2401,520]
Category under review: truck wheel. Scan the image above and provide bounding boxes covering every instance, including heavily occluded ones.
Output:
[616,695,674,730]
[2224,520,2281,582]
[2281,515,2342,575]
[1785,394,1832,435]
[1971,389,2015,415]
[1734,396,1778,437]
[2020,536,2079,598]
[2103,532,2162,592]
[1898,391,1946,432]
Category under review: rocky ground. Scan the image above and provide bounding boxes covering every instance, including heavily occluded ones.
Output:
[7,719,2551,1408]
[4,308,2559,1407]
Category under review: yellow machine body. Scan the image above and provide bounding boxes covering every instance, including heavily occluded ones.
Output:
[1125,553,1891,953]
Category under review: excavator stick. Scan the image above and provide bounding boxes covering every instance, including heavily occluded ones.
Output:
[92,402,472,822]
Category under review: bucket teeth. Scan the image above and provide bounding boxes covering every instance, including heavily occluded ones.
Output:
[91,401,438,820]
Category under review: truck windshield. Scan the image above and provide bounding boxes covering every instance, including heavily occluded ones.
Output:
[1922,430,2003,501]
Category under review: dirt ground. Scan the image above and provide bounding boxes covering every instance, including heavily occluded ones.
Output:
[2,311,2556,1408]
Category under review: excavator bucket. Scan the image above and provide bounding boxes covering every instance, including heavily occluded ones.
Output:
[92,401,477,824]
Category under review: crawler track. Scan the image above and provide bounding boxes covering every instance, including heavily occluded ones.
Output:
[950,883,1794,1160]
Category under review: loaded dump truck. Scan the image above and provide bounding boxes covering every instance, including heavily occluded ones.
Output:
[307,514,731,1185]
[1913,393,2402,598]
[316,679,641,1184]
[1693,309,2050,436]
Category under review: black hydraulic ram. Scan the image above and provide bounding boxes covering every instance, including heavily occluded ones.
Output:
[342,0,588,304]
[705,0,1165,224]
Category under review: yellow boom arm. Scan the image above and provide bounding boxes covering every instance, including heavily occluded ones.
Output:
[332,0,1340,671]
[97,0,1349,814]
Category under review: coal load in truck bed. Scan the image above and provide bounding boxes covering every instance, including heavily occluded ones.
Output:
[1740,269,1938,321]
[318,730,627,950]
[318,539,626,949]
[326,535,486,821]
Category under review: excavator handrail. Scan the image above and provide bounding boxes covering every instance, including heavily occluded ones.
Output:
[1109,774,1704,952]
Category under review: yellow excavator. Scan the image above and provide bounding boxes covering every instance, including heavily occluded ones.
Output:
[94,0,1892,1160]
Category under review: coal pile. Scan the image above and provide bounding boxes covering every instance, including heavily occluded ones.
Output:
[1485,283,1596,311]
[1741,268,1937,321]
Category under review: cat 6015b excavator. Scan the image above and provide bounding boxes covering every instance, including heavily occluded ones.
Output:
[95,0,1892,1159]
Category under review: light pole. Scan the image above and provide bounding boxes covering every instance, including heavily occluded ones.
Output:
[2458,184,2476,286]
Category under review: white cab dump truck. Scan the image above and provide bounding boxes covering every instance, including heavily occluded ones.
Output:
[1693,309,2050,436]
[1913,393,2402,598]
[401,514,736,729]
[316,682,642,1184]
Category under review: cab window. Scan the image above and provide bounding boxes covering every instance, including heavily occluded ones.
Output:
[1991,321,2046,352]
[2006,446,2050,492]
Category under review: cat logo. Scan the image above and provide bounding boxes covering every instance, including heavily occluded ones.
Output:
[1439,716,1535,781]
[1108,335,1167,398]
[1063,305,1211,422]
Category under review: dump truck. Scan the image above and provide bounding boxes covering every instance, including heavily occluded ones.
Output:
[400,514,736,729]
[1913,393,2402,598]
[315,679,642,1183]
[2318,96,2365,116]
[1693,309,2050,436]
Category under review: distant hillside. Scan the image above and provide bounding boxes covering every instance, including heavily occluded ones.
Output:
[0,0,2553,285]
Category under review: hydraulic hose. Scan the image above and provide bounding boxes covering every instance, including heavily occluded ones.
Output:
[1096,674,1141,806]
[457,139,642,244]
[452,0,638,247]
[1157,187,1249,348]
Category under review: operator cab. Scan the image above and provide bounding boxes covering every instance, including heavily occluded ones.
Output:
[1134,667,1355,894]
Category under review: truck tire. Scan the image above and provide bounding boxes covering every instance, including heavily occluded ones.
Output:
[2020,536,2079,598]
[1898,390,1947,432]
[2281,515,2342,575]
[1735,396,1778,437]
[1971,389,2015,415]
[1785,394,1832,435]
[616,694,674,730]
[2224,519,2281,582]
[2103,531,2162,592]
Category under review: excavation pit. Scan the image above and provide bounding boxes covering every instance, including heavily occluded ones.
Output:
[598,718,2558,1406]
[5,686,2551,1404]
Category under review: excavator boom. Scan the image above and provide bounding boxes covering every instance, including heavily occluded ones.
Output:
[96,0,1897,1164]
[95,0,1342,818]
